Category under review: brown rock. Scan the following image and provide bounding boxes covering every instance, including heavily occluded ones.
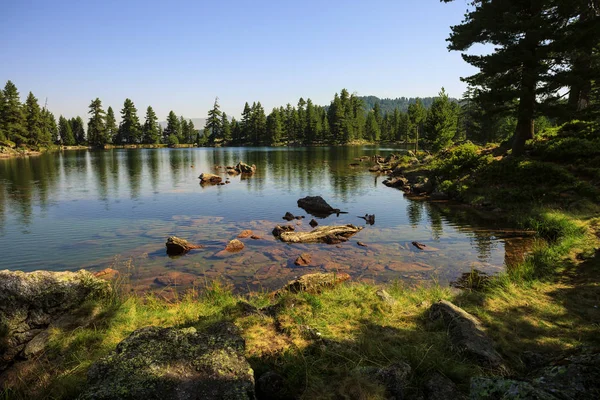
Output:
[278,224,362,244]
[93,267,120,280]
[274,272,351,296]
[165,236,203,255]
[154,271,197,287]
[357,241,368,247]
[250,235,262,240]
[294,253,312,266]
[272,225,295,237]
[225,239,245,253]
[198,173,222,184]
[237,230,253,239]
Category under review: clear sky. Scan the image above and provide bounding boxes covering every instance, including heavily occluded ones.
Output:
[1,0,475,121]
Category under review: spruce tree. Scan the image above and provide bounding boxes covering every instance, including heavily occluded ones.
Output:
[425,88,459,152]
[365,112,380,142]
[240,102,251,144]
[187,120,196,144]
[88,98,106,147]
[142,106,159,144]
[42,108,58,145]
[106,106,118,144]
[58,115,75,145]
[24,92,43,146]
[407,99,427,150]
[2,81,27,145]
[118,98,141,144]
[205,97,222,144]
[164,111,179,143]
[0,89,5,141]
[221,113,231,143]
[71,117,86,145]
[266,108,283,145]
[251,102,267,145]
[180,117,188,143]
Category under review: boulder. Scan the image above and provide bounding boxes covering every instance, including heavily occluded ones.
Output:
[235,162,256,174]
[383,176,409,188]
[273,272,351,296]
[79,323,255,400]
[424,373,466,400]
[412,178,434,195]
[428,300,504,369]
[278,225,363,244]
[294,253,312,267]
[363,362,412,400]
[165,236,203,255]
[199,173,223,184]
[0,270,110,372]
[226,239,245,253]
[297,196,341,217]
[309,219,319,228]
[238,230,254,239]
[283,212,296,221]
[272,225,295,237]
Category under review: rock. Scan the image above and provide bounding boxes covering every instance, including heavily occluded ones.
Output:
[428,300,504,368]
[309,219,319,228]
[165,236,203,255]
[226,239,245,253]
[295,215,304,220]
[470,377,556,400]
[250,235,262,240]
[376,289,396,305]
[0,270,110,371]
[367,362,412,400]
[227,168,239,175]
[278,225,363,244]
[297,196,341,217]
[294,253,312,267]
[236,162,256,174]
[369,164,382,172]
[238,230,254,239]
[413,178,434,194]
[430,191,449,200]
[412,241,427,250]
[154,271,197,287]
[383,176,409,188]
[358,214,375,225]
[283,212,296,221]
[198,172,223,184]
[272,225,295,237]
[357,241,368,247]
[256,371,287,400]
[424,373,466,400]
[93,267,119,280]
[79,323,255,400]
[273,272,351,296]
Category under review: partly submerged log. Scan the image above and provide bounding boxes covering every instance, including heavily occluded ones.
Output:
[165,236,203,255]
[278,224,363,244]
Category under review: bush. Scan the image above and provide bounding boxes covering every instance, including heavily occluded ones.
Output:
[431,142,490,180]
[167,134,179,146]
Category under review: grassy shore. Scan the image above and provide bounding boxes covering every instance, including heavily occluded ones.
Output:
[2,122,600,399]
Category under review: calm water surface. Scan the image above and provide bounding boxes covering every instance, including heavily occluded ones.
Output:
[0,147,533,292]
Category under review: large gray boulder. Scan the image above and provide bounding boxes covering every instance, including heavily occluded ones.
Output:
[0,270,110,372]
[428,300,504,369]
[79,322,255,400]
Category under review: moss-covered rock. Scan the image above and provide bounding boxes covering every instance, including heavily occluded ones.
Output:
[273,272,351,296]
[79,322,255,400]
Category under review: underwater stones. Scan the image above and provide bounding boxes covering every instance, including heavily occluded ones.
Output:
[237,230,254,239]
[277,225,363,244]
[154,271,197,287]
[428,300,504,369]
[226,239,245,253]
[0,270,110,372]
[294,253,312,267]
[165,236,203,255]
[80,323,255,400]
[274,272,351,296]
[198,172,223,184]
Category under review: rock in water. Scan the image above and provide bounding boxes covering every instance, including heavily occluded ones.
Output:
[278,225,363,244]
[0,270,110,372]
[283,212,296,221]
[165,236,202,255]
[273,272,350,296]
[294,253,312,266]
[79,323,255,400]
[309,219,319,228]
[235,162,256,174]
[237,230,253,239]
[225,239,245,253]
[198,173,223,184]
[297,196,340,217]
[428,300,504,368]
[272,225,295,237]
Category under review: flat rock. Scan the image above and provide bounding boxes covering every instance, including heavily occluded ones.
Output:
[238,230,254,239]
[273,272,350,296]
[198,173,223,184]
[79,323,255,400]
[428,300,504,369]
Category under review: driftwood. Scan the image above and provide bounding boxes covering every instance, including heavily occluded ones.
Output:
[278,224,363,244]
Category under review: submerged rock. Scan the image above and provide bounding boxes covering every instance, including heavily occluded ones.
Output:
[198,173,223,184]
[428,300,504,369]
[237,230,254,239]
[274,272,351,296]
[165,236,203,255]
[278,225,363,244]
[0,270,110,372]
[80,323,255,400]
[294,253,312,267]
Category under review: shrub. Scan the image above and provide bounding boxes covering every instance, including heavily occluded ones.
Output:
[167,134,179,146]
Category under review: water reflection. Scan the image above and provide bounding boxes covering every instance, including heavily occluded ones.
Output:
[0,147,534,290]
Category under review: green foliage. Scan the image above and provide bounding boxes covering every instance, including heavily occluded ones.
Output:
[117,98,141,144]
[164,111,180,144]
[365,111,380,142]
[205,97,223,144]
[58,116,75,146]
[71,116,86,145]
[87,98,106,147]
[425,88,459,152]
[432,142,490,181]
[105,107,118,144]
[2,80,27,145]
[141,106,160,144]
[167,134,179,146]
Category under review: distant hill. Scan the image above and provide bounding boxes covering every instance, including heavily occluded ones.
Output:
[358,96,459,114]
[159,117,206,129]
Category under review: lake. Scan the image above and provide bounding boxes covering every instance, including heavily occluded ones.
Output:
[0,146,533,293]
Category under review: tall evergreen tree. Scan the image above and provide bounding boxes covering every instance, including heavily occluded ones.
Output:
[105,106,118,144]
[24,92,43,146]
[42,108,58,145]
[240,102,251,144]
[71,116,86,145]
[365,111,381,142]
[251,102,267,145]
[164,111,180,143]
[118,98,141,144]
[0,89,6,141]
[205,97,223,144]
[266,108,283,145]
[407,99,427,149]
[58,115,75,145]
[179,117,188,143]
[425,88,460,152]
[221,113,231,143]
[87,98,106,147]
[142,106,160,144]
[2,81,27,145]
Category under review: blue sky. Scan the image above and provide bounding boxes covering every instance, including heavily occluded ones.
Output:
[1,0,475,121]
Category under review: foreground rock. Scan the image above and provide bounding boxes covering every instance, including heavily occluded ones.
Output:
[165,236,203,255]
[198,173,223,184]
[274,272,350,296]
[235,162,256,174]
[277,224,363,244]
[470,349,600,399]
[424,372,466,400]
[428,300,504,369]
[0,270,110,372]
[79,322,255,400]
[297,196,343,217]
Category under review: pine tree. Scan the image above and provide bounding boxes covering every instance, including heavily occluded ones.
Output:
[425,88,459,152]
[365,111,380,142]
[71,116,86,145]
[164,111,179,143]
[205,97,223,144]
[407,99,427,150]
[58,116,75,145]
[42,108,58,145]
[118,99,141,144]
[142,106,159,144]
[351,95,365,141]
[24,92,43,146]
[106,107,118,144]
[328,93,344,143]
[266,108,283,145]
[187,120,196,145]
[221,113,231,143]
[87,98,106,147]
[180,117,188,143]
[2,81,27,145]
[0,89,6,141]
[240,102,251,144]
[251,102,267,145]
[305,99,319,144]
